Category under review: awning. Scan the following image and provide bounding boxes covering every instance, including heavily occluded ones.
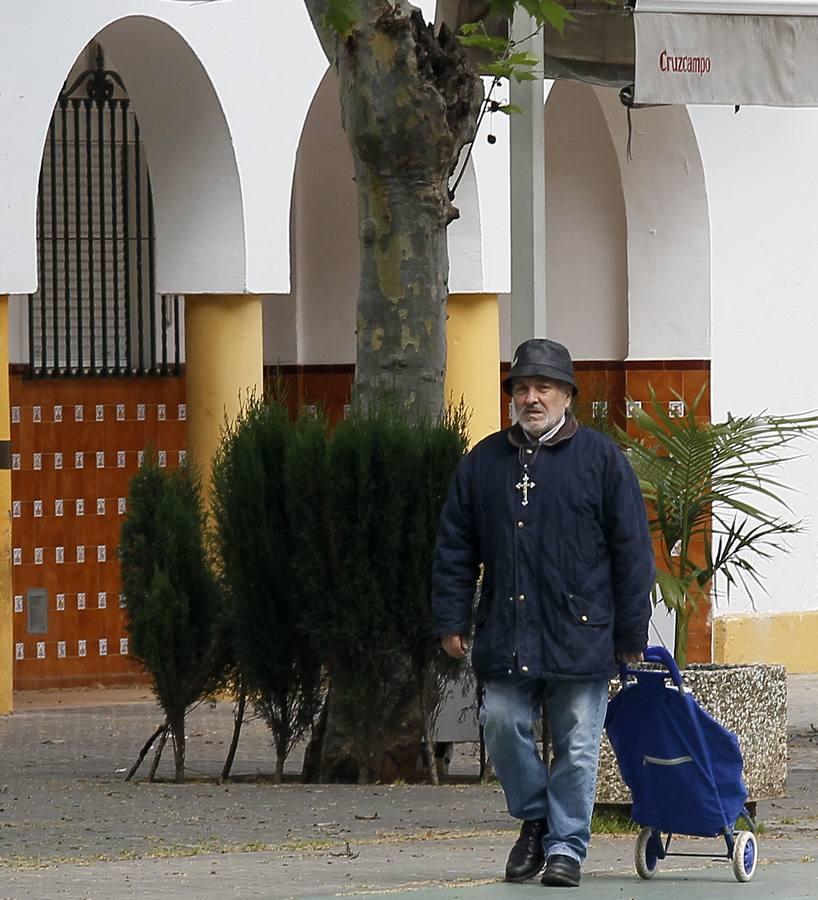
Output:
[543,0,818,107]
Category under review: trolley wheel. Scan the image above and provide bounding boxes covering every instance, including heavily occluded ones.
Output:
[635,827,660,880]
[732,830,758,882]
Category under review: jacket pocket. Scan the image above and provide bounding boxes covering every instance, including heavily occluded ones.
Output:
[563,589,610,626]
[555,589,614,675]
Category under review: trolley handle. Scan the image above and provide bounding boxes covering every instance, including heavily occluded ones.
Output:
[619,645,685,689]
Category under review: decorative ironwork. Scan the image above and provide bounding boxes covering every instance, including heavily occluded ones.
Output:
[29,46,182,377]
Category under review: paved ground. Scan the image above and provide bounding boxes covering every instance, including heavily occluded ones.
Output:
[0,677,816,898]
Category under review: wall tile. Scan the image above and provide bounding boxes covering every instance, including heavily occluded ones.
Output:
[11,374,185,690]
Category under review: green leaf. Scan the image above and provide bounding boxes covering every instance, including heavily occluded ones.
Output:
[496,103,524,115]
[506,51,540,67]
[538,0,574,34]
[458,34,511,54]
[485,61,515,79]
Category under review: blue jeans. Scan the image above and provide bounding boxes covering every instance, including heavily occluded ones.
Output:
[480,674,609,864]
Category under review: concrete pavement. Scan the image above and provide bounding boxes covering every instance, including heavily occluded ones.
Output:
[0,677,816,898]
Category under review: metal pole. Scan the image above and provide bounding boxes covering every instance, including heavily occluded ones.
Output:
[509,10,547,350]
[74,100,83,373]
[98,96,108,374]
[110,98,121,373]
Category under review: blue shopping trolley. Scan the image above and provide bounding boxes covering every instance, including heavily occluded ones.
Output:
[605,645,758,882]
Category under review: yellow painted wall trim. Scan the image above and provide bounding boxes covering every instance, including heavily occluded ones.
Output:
[0,295,11,714]
[445,293,500,447]
[714,611,818,673]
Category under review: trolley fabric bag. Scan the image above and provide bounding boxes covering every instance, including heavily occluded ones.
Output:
[605,647,747,838]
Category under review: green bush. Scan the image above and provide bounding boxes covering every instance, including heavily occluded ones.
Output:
[119,458,227,782]
[316,402,468,781]
[212,396,326,780]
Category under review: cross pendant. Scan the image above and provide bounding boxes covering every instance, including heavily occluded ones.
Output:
[516,471,536,506]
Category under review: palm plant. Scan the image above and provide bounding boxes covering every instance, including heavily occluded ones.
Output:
[618,389,818,668]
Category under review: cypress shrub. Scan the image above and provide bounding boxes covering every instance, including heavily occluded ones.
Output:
[398,407,470,782]
[119,458,227,783]
[212,396,326,781]
[318,403,468,782]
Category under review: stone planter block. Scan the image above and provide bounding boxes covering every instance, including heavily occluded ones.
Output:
[596,663,787,804]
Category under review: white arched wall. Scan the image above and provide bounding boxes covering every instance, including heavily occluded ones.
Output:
[96,17,244,294]
[685,105,818,663]
[448,162,485,293]
[0,0,327,296]
[594,88,711,361]
[264,69,359,367]
[266,67,491,368]
[543,81,628,360]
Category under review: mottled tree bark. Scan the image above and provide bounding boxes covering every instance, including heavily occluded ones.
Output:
[305,0,483,418]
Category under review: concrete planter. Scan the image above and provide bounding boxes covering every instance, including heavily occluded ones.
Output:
[596,662,788,804]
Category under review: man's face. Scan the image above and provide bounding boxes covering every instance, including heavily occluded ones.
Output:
[511,376,572,438]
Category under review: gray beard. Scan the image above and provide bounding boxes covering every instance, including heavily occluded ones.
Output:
[520,413,563,440]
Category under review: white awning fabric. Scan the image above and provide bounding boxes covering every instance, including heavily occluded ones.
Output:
[634,0,818,105]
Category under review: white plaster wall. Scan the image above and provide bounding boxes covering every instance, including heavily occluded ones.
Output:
[594,88,711,360]
[289,73,359,365]
[98,18,245,294]
[467,77,511,295]
[544,81,628,360]
[448,163,485,293]
[689,104,818,618]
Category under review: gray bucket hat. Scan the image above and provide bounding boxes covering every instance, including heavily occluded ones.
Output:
[502,338,578,396]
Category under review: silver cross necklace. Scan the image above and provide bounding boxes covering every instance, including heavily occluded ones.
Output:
[516,442,540,506]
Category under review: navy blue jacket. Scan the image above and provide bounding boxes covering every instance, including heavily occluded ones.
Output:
[432,414,655,682]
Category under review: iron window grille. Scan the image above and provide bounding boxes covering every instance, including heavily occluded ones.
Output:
[29,48,182,377]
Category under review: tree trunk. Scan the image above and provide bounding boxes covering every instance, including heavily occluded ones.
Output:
[221,684,247,782]
[170,714,186,784]
[302,698,329,783]
[422,708,439,785]
[126,720,167,782]
[148,725,169,783]
[674,604,692,670]
[418,672,439,785]
[274,735,287,784]
[304,0,483,418]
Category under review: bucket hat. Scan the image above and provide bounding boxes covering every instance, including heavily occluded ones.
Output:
[502,338,578,396]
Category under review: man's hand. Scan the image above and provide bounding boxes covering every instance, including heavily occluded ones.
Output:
[441,634,469,659]
[616,650,644,666]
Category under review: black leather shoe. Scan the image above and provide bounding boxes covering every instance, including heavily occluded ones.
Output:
[504,819,547,882]
[541,854,581,887]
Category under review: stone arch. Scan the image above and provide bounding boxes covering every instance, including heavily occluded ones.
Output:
[0,3,331,299]
[593,86,711,361]
[543,80,629,360]
[281,68,359,366]
[93,16,245,294]
[265,66,490,368]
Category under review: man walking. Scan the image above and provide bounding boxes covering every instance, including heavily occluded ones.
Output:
[432,338,655,888]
